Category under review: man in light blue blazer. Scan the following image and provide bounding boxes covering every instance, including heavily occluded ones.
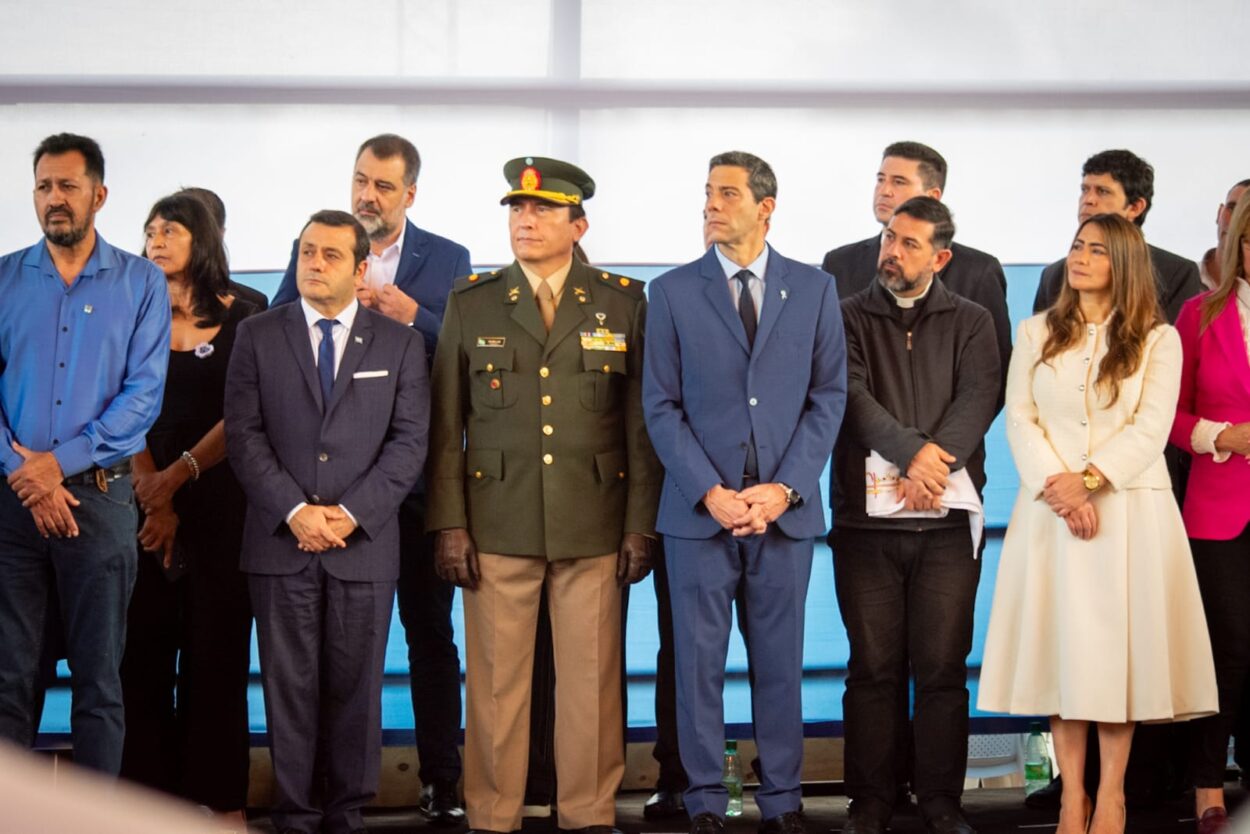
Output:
[643,151,847,834]
[272,134,472,824]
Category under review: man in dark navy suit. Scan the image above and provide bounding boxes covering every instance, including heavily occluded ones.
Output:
[644,151,847,834]
[821,141,1011,404]
[1031,148,1201,323]
[272,134,471,825]
[225,210,429,834]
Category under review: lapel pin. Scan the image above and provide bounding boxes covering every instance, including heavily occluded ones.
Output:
[779,290,788,300]
[354,336,363,344]
[83,304,93,314]
[595,312,607,326]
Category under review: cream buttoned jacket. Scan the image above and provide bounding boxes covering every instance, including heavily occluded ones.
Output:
[1006,314,1181,498]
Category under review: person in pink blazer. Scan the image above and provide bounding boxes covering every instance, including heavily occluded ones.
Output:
[1170,192,1250,834]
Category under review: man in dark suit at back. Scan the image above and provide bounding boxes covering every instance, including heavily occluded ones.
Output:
[224,210,429,834]
[272,134,471,824]
[1032,148,1201,322]
[821,141,1011,401]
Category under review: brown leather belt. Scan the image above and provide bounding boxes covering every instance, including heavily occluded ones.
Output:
[63,461,132,490]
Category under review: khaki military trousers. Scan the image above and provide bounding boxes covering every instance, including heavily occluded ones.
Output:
[463,551,623,832]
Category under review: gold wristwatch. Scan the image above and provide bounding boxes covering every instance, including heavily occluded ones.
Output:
[1081,468,1103,492]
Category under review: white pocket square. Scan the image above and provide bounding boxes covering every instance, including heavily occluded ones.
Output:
[352,370,389,379]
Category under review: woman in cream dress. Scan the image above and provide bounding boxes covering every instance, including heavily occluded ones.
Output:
[978,214,1216,834]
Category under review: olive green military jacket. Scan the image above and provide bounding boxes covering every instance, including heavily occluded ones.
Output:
[425,259,661,559]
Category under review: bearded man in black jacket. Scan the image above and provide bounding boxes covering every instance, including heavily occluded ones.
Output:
[831,197,1000,834]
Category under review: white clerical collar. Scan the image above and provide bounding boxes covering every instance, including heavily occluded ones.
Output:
[889,277,935,309]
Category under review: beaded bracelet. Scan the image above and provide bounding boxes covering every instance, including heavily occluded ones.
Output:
[180,450,202,481]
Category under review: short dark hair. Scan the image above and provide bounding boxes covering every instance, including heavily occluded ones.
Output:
[357,134,421,186]
[893,196,956,250]
[708,151,777,202]
[176,186,227,229]
[301,210,370,267]
[1235,178,1250,190]
[144,193,231,327]
[882,141,947,192]
[33,133,105,182]
[1083,149,1154,226]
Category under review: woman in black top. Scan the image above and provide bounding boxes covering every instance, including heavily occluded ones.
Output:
[120,193,257,827]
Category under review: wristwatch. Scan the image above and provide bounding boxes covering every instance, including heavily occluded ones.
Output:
[777,482,801,506]
[1081,468,1103,492]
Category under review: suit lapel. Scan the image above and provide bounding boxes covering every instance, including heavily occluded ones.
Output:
[700,249,750,355]
[1213,299,1250,400]
[394,220,426,295]
[504,263,550,347]
[544,261,594,359]
[282,303,324,410]
[325,310,374,421]
[753,253,791,356]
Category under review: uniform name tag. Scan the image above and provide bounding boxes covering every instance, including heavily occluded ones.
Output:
[476,337,507,348]
[579,328,627,352]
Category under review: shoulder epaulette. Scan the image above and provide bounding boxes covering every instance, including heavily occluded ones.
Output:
[452,270,502,293]
[594,270,646,299]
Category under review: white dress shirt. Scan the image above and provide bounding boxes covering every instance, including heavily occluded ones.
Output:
[713,243,768,322]
[365,222,405,292]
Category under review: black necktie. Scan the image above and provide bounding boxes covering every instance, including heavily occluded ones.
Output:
[734,271,760,479]
[316,318,338,404]
[735,270,757,349]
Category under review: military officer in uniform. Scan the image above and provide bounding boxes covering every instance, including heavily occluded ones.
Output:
[426,157,661,834]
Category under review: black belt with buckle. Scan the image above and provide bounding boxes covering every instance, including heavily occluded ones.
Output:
[64,461,132,491]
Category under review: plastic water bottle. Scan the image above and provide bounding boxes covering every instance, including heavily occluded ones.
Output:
[1024,722,1052,795]
[723,740,743,817]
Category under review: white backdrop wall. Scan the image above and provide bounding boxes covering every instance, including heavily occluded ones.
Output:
[0,0,1246,270]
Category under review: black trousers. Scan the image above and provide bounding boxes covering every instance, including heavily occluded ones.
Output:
[120,545,253,809]
[395,492,463,786]
[832,526,981,822]
[650,539,689,791]
[1189,524,1250,787]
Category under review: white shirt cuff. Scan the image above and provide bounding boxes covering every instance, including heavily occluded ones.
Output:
[339,504,358,526]
[1192,419,1233,463]
[286,502,308,524]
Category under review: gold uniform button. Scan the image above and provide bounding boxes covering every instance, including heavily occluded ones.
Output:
[318,452,329,462]
[474,470,484,479]
[543,425,554,436]
[601,272,610,280]
[619,277,630,287]
[468,274,479,282]
[541,395,552,406]
[602,364,611,373]
[485,362,494,372]
[539,367,550,378]
[617,471,626,479]
[543,453,554,465]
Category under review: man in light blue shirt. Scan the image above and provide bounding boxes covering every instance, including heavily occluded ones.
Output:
[0,133,170,774]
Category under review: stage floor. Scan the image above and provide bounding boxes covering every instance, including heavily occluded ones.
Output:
[243,784,1248,834]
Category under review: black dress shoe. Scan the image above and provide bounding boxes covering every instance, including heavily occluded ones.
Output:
[924,810,976,834]
[644,789,687,819]
[759,810,805,834]
[1023,775,1061,810]
[842,814,885,834]
[418,780,467,827]
[690,811,726,834]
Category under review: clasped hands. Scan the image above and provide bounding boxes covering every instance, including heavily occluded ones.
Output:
[704,482,791,537]
[434,528,654,590]
[895,442,957,511]
[1042,470,1100,541]
[290,503,357,553]
[8,442,79,539]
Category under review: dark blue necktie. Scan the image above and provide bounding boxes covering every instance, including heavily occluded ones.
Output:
[316,318,338,403]
[735,270,757,349]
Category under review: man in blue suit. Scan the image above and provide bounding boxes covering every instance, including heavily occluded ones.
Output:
[225,210,429,834]
[643,151,848,834]
[272,134,471,824]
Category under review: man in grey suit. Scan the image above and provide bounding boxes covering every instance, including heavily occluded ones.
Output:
[224,210,430,834]
[1031,148,1201,323]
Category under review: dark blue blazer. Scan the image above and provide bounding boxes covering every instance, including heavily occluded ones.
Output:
[223,302,430,581]
[643,246,848,541]
[272,218,471,366]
